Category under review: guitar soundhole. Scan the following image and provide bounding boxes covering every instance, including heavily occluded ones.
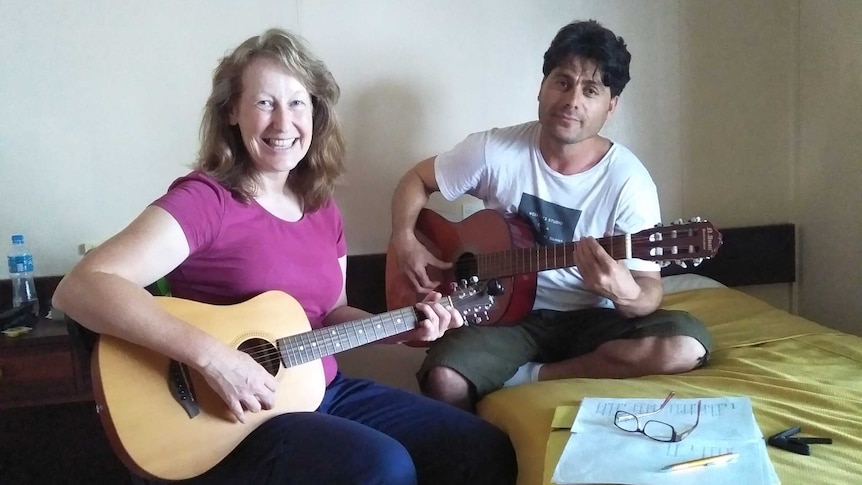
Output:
[453,252,479,286]
[238,338,281,376]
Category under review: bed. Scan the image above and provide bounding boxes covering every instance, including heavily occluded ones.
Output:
[476,225,862,485]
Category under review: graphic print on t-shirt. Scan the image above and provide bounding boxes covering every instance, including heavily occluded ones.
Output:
[518,194,580,245]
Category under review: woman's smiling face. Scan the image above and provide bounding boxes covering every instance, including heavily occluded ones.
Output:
[230,56,314,175]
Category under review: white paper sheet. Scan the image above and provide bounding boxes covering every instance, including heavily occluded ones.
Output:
[551,396,779,485]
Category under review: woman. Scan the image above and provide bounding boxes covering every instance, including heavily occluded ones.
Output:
[53,28,516,484]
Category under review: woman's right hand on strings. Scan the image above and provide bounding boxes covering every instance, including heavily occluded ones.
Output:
[392,233,452,293]
[198,344,279,423]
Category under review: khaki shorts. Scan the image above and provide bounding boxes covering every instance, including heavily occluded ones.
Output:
[417,308,712,399]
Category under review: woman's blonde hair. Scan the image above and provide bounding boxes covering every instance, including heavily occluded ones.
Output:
[196,28,344,212]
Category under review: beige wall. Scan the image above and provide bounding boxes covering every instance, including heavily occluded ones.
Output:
[1,1,859,338]
[679,2,798,227]
[796,0,862,335]
[678,1,799,312]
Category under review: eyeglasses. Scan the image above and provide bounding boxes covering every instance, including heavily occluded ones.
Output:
[613,391,701,442]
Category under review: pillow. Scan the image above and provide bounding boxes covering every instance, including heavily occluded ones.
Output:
[661,274,726,294]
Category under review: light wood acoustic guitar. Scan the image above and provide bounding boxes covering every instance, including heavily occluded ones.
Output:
[92,282,500,481]
[385,208,722,327]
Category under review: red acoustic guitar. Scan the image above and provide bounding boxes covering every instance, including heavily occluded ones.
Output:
[385,208,722,327]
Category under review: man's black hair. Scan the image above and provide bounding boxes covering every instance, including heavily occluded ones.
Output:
[542,20,632,97]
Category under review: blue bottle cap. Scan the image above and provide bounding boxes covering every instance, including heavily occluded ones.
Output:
[11,234,24,244]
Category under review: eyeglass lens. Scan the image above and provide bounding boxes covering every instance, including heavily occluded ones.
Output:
[613,394,700,443]
[614,411,677,441]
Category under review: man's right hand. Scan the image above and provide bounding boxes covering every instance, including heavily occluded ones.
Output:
[198,344,279,423]
[391,232,452,294]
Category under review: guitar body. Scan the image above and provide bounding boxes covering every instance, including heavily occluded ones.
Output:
[386,209,722,328]
[91,284,499,481]
[92,291,325,481]
[385,209,537,326]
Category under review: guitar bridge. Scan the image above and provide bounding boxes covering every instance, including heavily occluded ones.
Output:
[168,360,200,419]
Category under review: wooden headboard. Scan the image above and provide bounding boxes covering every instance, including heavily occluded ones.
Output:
[0,224,795,316]
[346,223,797,314]
[659,223,796,286]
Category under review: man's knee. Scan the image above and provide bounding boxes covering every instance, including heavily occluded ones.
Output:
[423,366,467,394]
[596,336,706,375]
[652,336,707,374]
[421,366,475,410]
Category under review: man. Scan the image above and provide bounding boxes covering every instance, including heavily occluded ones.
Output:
[389,20,712,411]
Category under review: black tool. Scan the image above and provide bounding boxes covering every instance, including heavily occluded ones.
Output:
[0,301,38,331]
[767,426,832,455]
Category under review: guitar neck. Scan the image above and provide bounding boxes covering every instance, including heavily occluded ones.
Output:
[277,305,430,368]
[477,234,630,278]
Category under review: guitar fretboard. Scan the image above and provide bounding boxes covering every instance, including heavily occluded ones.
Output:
[476,234,631,279]
[276,307,424,368]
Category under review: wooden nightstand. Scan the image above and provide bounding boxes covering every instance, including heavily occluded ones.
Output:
[0,318,93,409]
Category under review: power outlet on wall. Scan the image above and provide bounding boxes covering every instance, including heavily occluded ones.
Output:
[77,243,98,256]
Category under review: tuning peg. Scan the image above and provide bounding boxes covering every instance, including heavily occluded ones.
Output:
[459,278,468,288]
[485,278,505,296]
[469,275,479,284]
[659,260,671,268]
[674,218,684,225]
[692,257,704,266]
[690,216,702,222]
[655,222,664,227]
[676,260,687,269]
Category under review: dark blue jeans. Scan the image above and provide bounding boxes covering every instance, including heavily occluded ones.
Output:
[174,373,517,485]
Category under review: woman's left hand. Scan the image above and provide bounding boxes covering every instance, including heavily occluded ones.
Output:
[410,291,464,341]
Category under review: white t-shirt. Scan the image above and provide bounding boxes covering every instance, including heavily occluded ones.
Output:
[434,121,661,312]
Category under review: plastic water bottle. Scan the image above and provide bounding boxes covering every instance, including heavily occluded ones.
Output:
[7,234,39,316]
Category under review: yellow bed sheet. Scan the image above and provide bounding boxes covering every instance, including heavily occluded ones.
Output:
[477,288,862,485]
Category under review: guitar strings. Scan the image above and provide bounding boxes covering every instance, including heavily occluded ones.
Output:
[233,306,423,367]
[448,232,699,274]
[235,291,473,366]
[240,309,417,360]
[240,323,412,368]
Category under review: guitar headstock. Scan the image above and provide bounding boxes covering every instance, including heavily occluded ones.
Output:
[632,218,723,268]
[448,277,503,326]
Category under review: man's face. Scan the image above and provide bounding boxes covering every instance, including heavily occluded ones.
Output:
[537,57,618,146]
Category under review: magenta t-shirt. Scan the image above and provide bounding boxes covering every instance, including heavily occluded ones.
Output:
[152,171,346,385]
